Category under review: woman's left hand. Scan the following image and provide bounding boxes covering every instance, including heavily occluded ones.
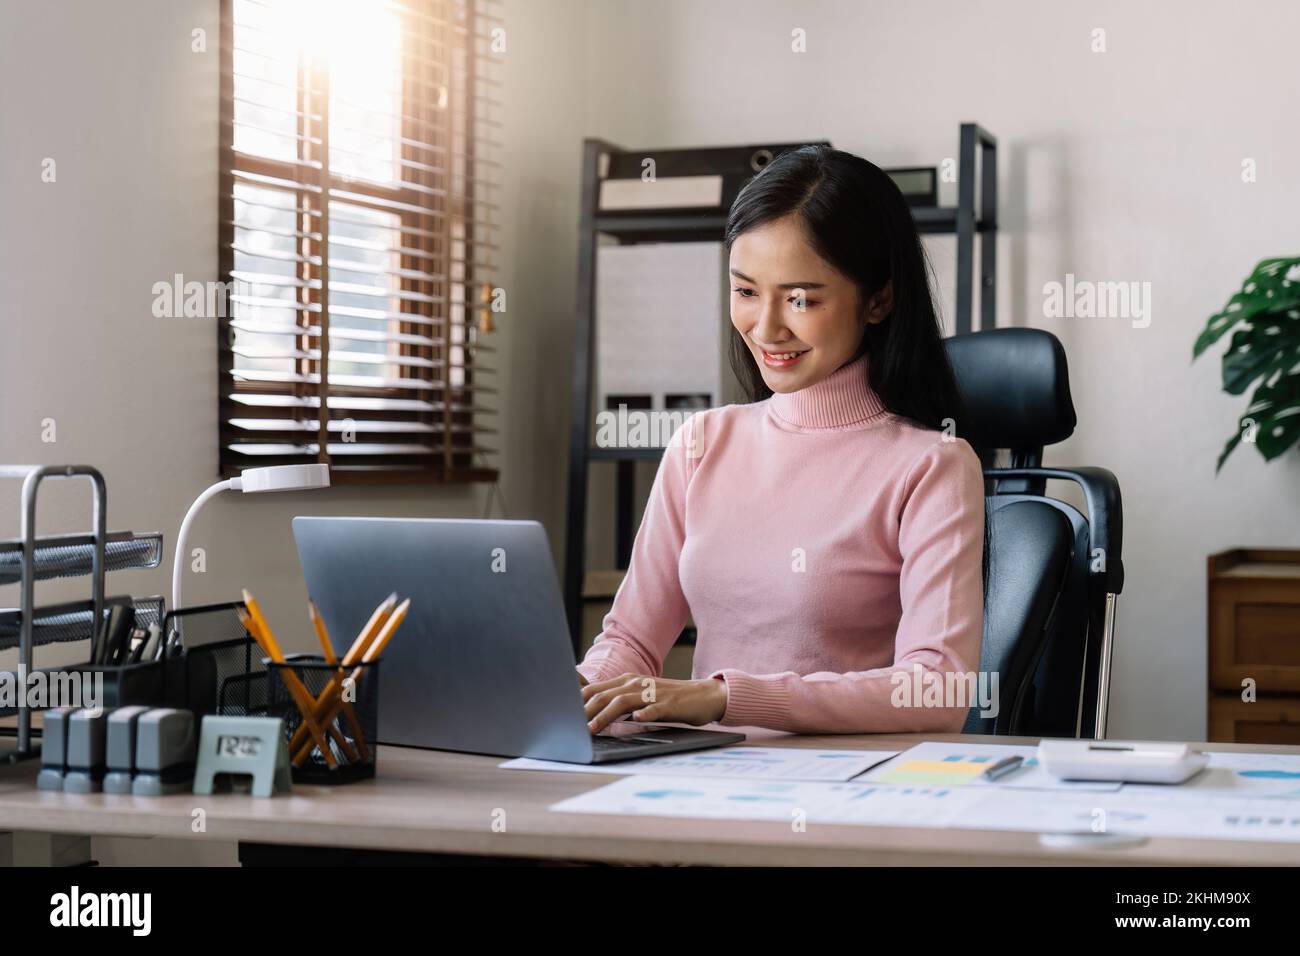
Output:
[581,673,728,734]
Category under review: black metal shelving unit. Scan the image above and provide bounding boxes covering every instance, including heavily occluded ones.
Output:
[563,125,998,651]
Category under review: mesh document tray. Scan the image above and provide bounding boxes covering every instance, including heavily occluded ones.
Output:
[0,531,162,586]
[0,595,166,719]
[0,595,165,651]
[0,603,267,722]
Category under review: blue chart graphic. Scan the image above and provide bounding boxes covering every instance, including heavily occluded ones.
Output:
[636,781,799,801]
[1224,814,1300,827]
[691,750,782,764]
[636,789,706,800]
[1240,770,1300,780]
[847,786,951,800]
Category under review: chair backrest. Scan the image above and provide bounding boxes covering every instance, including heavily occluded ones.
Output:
[962,499,1072,735]
[946,328,1125,738]
[946,327,1076,486]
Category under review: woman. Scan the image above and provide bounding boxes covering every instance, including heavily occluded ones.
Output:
[578,145,987,735]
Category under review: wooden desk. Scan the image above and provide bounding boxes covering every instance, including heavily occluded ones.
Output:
[2,731,1299,866]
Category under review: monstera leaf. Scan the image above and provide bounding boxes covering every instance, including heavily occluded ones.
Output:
[1193,256,1300,471]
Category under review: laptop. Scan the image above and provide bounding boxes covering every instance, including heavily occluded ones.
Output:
[292,517,745,763]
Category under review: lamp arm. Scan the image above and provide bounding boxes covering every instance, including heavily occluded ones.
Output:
[172,479,233,614]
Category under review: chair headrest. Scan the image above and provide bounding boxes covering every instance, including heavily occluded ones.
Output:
[944,328,1077,452]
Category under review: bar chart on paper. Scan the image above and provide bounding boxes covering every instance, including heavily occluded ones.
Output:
[551,773,1300,842]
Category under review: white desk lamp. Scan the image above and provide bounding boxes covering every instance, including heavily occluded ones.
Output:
[172,463,330,614]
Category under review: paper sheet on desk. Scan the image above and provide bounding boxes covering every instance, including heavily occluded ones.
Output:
[955,787,1300,842]
[550,774,980,827]
[862,741,1123,792]
[551,774,1300,842]
[1121,751,1300,800]
[501,747,898,782]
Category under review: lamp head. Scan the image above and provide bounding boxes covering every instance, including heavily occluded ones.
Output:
[233,463,331,494]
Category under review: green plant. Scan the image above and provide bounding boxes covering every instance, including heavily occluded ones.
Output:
[1193,256,1300,471]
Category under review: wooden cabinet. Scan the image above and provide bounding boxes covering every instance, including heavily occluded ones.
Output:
[1208,549,1300,743]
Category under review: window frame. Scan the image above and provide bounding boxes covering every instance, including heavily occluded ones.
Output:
[217,0,497,485]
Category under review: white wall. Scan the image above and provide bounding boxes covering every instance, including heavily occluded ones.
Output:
[0,0,589,862]
[578,0,1300,741]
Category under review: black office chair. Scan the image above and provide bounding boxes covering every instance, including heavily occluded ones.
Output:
[946,328,1125,739]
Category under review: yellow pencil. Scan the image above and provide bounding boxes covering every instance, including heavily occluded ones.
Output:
[288,592,395,757]
[308,599,370,762]
[293,598,409,764]
[240,595,342,768]
[307,600,336,661]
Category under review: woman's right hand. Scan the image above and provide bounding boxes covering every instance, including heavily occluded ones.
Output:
[576,669,588,687]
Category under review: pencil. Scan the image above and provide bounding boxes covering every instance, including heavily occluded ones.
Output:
[287,592,395,757]
[292,598,409,764]
[239,596,342,768]
[308,599,370,762]
[307,600,335,662]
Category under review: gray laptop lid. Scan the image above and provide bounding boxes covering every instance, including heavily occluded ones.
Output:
[292,517,594,762]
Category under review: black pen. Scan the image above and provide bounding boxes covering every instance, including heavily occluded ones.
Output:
[980,755,1025,781]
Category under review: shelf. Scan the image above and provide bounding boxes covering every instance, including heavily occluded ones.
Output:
[587,446,666,462]
[911,206,997,235]
[0,531,162,586]
[593,213,729,242]
[0,595,164,652]
[592,208,994,242]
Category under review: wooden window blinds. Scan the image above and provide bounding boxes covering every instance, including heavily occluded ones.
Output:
[218,0,501,483]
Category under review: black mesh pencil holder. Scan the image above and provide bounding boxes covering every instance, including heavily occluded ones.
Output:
[266,654,380,784]
[162,602,269,717]
[187,636,270,717]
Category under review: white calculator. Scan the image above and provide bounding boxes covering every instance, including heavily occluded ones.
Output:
[1037,740,1209,784]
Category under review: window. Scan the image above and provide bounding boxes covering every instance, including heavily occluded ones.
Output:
[219,0,500,483]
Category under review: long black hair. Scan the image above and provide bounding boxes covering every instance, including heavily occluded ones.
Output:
[724,145,965,433]
[725,145,991,616]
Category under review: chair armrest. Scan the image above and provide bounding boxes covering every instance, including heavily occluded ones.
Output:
[984,466,1124,594]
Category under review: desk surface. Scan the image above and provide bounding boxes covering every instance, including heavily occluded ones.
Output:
[3,731,1299,866]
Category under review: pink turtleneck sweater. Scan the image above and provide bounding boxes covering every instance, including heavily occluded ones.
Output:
[575,352,986,734]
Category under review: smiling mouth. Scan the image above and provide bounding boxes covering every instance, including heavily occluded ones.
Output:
[759,348,810,369]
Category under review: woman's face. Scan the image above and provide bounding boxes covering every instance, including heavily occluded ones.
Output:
[729,213,889,393]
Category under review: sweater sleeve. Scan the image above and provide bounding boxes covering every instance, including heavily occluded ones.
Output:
[710,437,986,733]
[575,415,698,684]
